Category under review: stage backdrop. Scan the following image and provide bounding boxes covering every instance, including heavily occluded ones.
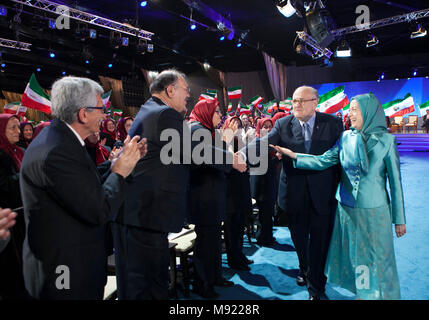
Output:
[312,77,429,118]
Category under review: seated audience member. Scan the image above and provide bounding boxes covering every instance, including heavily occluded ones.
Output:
[100,118,117,150]
[84,131,112,179]
[0,114,27,300]
[114,116,134,148]
[422,109,429,133]
[16,122,34,149]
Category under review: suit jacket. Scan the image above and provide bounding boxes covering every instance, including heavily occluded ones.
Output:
[246,112,343,215]
[20,118,125,299]
[116,97,190,233]
[295,131,406,224]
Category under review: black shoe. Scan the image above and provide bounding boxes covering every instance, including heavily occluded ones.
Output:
[241,255,254,265]
[228,263,250,271]
[193,284,219,299]
[215,277,235,287]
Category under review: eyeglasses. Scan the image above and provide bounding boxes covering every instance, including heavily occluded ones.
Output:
[85,105,107,112]
[291,98,317,106]
[215,109,221,115]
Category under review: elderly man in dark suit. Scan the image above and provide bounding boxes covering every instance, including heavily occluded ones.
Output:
[19,76,146,300]
[246,86,343,300]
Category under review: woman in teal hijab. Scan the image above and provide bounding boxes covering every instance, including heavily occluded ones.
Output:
[271,93,406,300]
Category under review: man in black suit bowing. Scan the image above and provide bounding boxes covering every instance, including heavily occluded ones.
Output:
[20,76,146,299]
[112,70,191,300]
[247,86,343,300]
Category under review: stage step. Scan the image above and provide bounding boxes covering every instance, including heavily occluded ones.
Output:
[394,134,429,152]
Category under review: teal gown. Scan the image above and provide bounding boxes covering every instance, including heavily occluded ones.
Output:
[294,130,406,300]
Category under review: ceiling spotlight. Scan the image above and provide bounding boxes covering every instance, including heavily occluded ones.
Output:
[366,34,379,47]
[147,44,154,53]
[1,63,5,68]
[85,60,90,64]
[276,0,296,18]
[89,29,97,39]
[190,22,196,30]
[236,41,242,48]
[410,22,427,39]
[122,37,129,46]
[49,52,55,58]
[220,35,225,41]
[108,63,113,68]
[381,73,385,80]
[36,68,41,72]
[62,71,66,75]
[48,19,56,29]
[335,40,351,57]
[413,69,417,77]
[140,1,147,7]
[0,6,7,16]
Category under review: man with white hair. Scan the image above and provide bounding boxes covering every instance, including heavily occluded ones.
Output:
[20,76,147,299]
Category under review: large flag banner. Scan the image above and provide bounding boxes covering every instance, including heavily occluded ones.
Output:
[383,93,415,118]
[419,100,429,116]
[238,101,251,115]
[249,95,264,109]
[21,73,52,114]
[3,102,27,117]
[206,89,218,99]
[102,90,112,109]
[279,98,292,112]
[227,86,242,100]
[318,86,349,114]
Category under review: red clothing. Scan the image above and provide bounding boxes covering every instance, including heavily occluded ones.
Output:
[0,114,24,171]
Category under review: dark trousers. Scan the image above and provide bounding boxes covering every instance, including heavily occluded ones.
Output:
[193,224,222,288]
[111,223,169,300]
[256,198,274,244]
[224,210,246,265]
[286,182,335,297]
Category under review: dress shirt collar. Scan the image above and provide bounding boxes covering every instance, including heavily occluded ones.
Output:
[298,111,316,131]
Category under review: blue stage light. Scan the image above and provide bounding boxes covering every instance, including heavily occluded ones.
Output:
[108,63,113,68]
[85,60,90,64]
[190,23,196,30]
[1,63,5,68]
[48,19,56,29]
[50,52,55,58]
[381,73,385,80]
[413,70,417,76]
[140,1,147,7]
[62,71,66,75]
[237,42,242,48]
[37,68,41,72]
[220,35,225,41]
[0,6,7,16]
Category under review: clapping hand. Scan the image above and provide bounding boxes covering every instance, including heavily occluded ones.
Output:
[111,135,147,178]
[0,208,17,240]
[233,152,247,173]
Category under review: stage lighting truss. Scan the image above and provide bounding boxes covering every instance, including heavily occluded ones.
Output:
[0,37,32,51]
[296,31,333,59]
[331,8,429,37]
[10,0,154,41]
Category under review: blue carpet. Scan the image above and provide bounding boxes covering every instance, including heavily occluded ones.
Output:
[183,151,429,300]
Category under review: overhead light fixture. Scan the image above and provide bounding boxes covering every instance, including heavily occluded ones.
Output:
[366,34,379,47]
[1,63,5,68]
[89,29,97,39]
[335,40,351,57]
[0,6,7,16]
[121,37,129,46]
[189,7,196,31]
[140,1,147,7]
[49,52,55,58]
[219,35,225,41]
[410,22,427,39]
[48,19,56,29]
[413,69,417,77]
[36,67,41,72]
[276,0,296,18]
[147,44,153,52]
[236,41,242,48]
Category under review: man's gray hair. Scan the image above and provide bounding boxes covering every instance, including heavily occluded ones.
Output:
[149,69,186,94]
[51,76,104,124]
[294,85,319,101]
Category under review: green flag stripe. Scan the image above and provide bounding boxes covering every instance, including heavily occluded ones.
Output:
[29,74,50,100]
[318,86,345,104]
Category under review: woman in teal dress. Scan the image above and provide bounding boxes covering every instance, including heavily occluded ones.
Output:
[270,93,406,300]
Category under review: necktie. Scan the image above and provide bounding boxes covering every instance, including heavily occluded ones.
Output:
[303,122,311,153]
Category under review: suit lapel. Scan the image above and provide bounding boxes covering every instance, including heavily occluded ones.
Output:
[309,112,325,154]
[291,117,304,141]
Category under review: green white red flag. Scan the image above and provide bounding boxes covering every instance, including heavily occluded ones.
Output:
[238,101,251,115]
[21,73,52,114]
[382,93,415,118]
[318,86,349,114]
[418,100,429,116]
[113,109,123,117]
[199,91,216,101]
[249,95,264,109]
[102,90,112,109]
[3,102,27,117]
[227,86,242,100]
[279,98,292,112]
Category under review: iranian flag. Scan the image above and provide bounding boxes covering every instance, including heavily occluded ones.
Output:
[199,91,216,101]
[383,93,415,118]
[419,100,429,116]
[267,100,277,113]
[342,103,350,116]
[102,90,112,109]
[21,73,52,114]
[318,86,349,114]
[113,109,123,117]
[227,86,242,99]
[227,102,235,116]
[279,98,292,112]
[261,104,272,117]
[238,102,251,115]
[249,95,264,109]
[3,102,27,117]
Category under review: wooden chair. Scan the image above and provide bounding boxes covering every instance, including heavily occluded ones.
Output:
[391,116,404,133]
[404,115,418,133]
